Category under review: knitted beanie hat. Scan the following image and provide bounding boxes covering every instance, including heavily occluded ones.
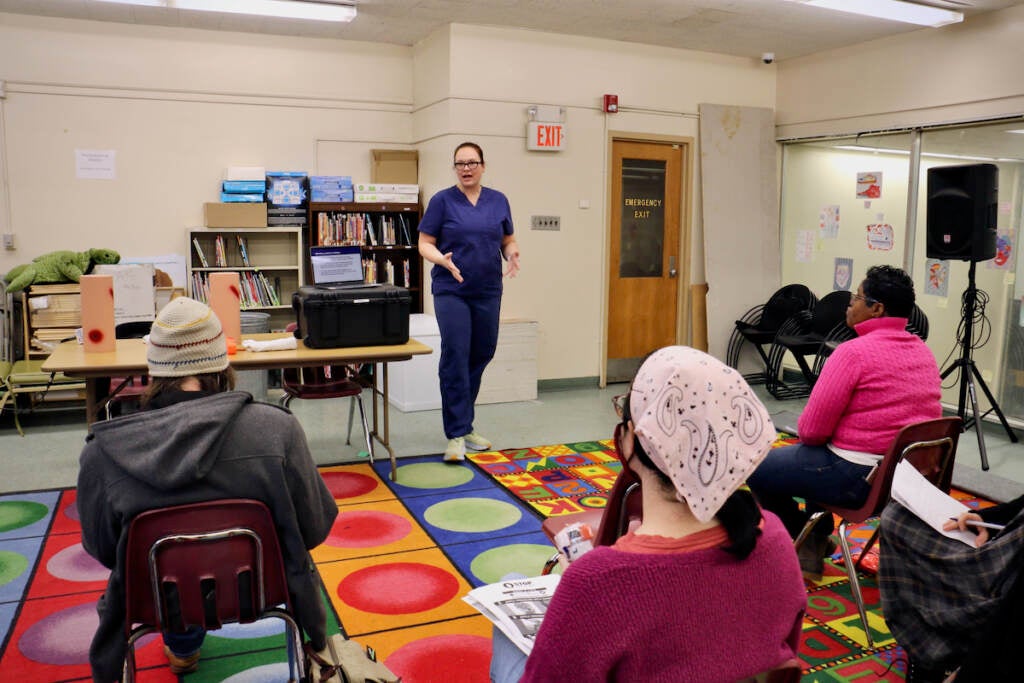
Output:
[147,297,228,377]
[629,346,775,523]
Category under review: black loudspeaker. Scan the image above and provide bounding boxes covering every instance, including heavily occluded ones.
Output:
[926,163,998,261]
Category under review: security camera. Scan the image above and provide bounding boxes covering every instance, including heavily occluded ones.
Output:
[762,52,775,64]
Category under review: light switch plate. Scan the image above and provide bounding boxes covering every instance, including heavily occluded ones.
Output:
[531,215,560,231]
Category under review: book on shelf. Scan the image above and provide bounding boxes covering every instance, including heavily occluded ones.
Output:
[214,235,228,267]
[192,238,209,268]
[399,215,412,246]
[236,235,251,267]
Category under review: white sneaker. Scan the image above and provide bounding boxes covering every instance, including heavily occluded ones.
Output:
[444,437,466,462]
[464,431,492,451]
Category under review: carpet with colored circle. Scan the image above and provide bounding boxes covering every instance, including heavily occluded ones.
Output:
[0,440,997,682]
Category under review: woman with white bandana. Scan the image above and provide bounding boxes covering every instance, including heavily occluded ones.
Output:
[490,346,806,683]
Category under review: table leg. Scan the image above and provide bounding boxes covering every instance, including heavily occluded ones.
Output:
[368,362,398,482]
[84,377,104,428]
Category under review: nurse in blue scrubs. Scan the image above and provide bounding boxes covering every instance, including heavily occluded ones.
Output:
[418,142,521,462]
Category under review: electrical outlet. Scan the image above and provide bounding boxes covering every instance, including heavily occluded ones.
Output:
[2,233,13,250]
[530,215,560,231]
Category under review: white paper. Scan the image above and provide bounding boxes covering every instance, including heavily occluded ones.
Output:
[75,149,116,180]
[463,574,560,655]
[93,264,156,324]
[891,460,978,546]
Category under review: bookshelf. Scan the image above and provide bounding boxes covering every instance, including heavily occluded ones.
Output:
[307,202,423,313]
[19,283,82,360]
[187,226,303,331]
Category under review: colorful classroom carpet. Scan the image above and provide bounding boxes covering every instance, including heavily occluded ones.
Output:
[0,438,995,682]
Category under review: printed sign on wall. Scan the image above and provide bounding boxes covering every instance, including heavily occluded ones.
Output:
[833,257,854,292]
[856,171,882,199]
[866,224,895,251]
[924,258,950,297]
[819,205,840,239]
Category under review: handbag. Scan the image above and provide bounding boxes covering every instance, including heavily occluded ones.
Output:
[305,634,401,683]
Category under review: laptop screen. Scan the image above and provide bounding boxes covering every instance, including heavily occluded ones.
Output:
[310,245,363,287]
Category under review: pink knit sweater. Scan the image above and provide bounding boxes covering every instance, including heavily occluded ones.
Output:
[520,512,806,683]
[797,316,942,454]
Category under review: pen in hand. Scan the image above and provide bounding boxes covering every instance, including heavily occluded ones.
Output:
[948,517,1006,531]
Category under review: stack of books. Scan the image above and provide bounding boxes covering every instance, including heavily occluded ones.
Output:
[310,176,354,202]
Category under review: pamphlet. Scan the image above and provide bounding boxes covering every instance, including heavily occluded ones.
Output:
[891,459,979,547]
[463,574,561,655]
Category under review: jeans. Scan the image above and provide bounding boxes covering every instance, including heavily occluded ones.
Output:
[746,442,872,538]
[162,626,205,656]
[490,626,528,683]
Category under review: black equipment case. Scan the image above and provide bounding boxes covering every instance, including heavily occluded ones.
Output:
[293,285,411,348]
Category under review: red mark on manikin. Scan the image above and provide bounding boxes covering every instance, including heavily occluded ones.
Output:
[88,329,104,343]
[229,285,241,300]
[108,288,114,298]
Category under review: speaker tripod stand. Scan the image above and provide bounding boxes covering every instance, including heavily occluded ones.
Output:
[940,260,1018,471]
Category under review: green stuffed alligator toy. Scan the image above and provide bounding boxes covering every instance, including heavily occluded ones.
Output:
[3,248,121,292]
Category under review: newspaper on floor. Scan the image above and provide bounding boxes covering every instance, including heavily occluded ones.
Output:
[462,574,561,655]
[891,459,979,547]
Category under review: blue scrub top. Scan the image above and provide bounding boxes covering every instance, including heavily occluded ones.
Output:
[419,185,514,297]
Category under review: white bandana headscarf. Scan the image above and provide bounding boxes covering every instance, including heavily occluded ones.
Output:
[629,346,774,522]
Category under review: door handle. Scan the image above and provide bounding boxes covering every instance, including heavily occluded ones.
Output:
[668,255,677,278]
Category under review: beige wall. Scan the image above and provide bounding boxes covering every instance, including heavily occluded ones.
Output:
[0,14,777,380]
[776,5,1024,139]
[414,24,775,379]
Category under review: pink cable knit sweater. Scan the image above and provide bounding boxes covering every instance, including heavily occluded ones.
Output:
[520,512,806,683]
[797,316,942,455]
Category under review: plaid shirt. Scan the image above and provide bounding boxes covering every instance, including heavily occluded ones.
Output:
[878,500,1024,670]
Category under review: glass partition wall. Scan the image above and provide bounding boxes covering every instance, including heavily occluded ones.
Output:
[780,119,1024,425]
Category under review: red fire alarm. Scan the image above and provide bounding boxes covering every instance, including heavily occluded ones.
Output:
[603,94,619,113]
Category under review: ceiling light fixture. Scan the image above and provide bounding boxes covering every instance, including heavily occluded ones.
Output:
[93,0,357,23]
[801,0,963,27]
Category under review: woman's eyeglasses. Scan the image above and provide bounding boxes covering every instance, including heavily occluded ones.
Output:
[453,161,482,170]
[851,293,878,306]
[612,393,627,419]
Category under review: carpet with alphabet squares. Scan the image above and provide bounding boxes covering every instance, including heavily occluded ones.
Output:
[0,439,996,682]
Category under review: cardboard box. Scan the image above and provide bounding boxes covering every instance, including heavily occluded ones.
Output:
[354,182,419,194]
[354,193,420,204]
[203,202,267,228]
[371,150,418,184]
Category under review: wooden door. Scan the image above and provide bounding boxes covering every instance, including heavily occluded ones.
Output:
[606,140,685,382]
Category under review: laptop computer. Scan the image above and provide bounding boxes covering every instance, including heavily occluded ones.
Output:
[309,245,378,290]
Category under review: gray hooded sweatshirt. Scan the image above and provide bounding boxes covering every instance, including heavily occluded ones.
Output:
[76,391,338,682]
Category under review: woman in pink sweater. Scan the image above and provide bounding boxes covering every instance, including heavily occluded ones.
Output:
[747,265,942,578]
[490,347,807,683]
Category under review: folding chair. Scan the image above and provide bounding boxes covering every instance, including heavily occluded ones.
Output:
[765,290,852,399]
[0,359,87,435]
[122,498,305,682]
[794,416,962,647]
[727,284,817,385]
[540,467,642,574]
[280,323,373,461]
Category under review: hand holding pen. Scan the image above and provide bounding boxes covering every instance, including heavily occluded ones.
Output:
[942,511,1005,547]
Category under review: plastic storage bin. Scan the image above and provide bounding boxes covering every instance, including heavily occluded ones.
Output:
[386,313,442,411]
[236,311,270,401]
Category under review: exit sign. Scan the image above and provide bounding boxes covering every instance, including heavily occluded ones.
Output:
[526,121,566,151]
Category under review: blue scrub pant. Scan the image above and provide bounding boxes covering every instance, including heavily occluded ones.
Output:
[746,442,872,538]
[434,293,501,439]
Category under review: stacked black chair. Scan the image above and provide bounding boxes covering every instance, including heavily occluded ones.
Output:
[765,290,852,399]
[727,284,817,385]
